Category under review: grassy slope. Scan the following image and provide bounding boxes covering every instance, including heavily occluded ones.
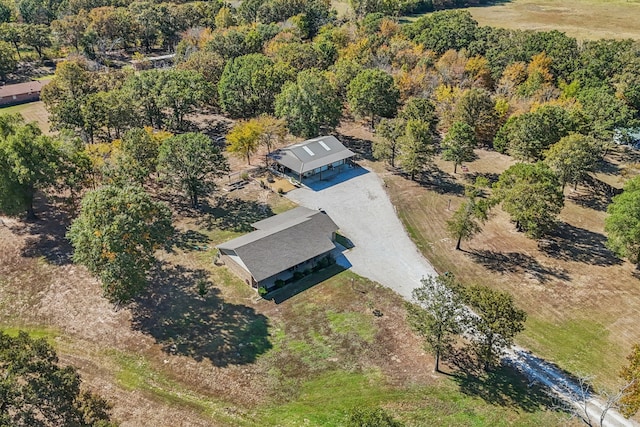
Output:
[381,148,640,390]
[0,101,51,134]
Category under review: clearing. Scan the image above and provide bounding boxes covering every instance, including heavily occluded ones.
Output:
[467,0,640,41]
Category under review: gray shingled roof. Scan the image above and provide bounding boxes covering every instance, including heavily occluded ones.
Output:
[271,136,355,174]
[216,207,338,282]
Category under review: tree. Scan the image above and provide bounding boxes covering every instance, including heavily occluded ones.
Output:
[0,119,61,220]
[453,87,497,147]
[398,119,433,181]
[275,68,341,138]
[605,176,640,266]
[620,344,640,418]
[463,285,527,371]
[256,115,286,165]
[544,133,602,190]
[218,53,295,118]
[446,199,489,252]
[503,105,574,162]
[0,330,115,426]
[399,97,438,134]
[158,69,213,130]
[158,132,229,208]
[441,121,476,173]
[347,68,399,127]
[226,119,263,165]
[373,117,405,168]
[407,273,464,372]
[112,127,160,184]
[346,407,403,427]
[493,162,564,238]
[21,23,51,58]
[67,185,173,305]
[0,40,16,79]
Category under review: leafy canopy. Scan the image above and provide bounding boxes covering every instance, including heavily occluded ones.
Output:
[605,176,640,265]
[67,185,173,305]
[0,330,115,426]
[493,162,564,238]
[158,132,229,208]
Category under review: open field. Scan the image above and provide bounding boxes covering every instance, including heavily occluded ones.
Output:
[467,0,640,41]
[335,118,640,394]
[0,175,573,425]
[0,101,51,134]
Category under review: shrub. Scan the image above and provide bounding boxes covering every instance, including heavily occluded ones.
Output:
[274,279,285,288]
[241,172,250,181]
[258,286,268,296]
[293,271,304,280]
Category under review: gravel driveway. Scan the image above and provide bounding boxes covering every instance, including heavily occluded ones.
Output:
[286,166,437,299]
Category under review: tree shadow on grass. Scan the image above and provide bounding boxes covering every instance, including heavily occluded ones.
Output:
[452,362,558,413]
[467,249,570,283]
[566,187,613,212]
[417,167,466,196]
[166,229,211,253]
[202,197,274,232]
[132,262,272,366]
[335,132,374,161]
[13,194,73,266]
[540,222,622,267]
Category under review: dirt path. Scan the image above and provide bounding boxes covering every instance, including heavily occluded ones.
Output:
[287,166,638,427]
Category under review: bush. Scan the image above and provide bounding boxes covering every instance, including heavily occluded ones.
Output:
[241,172,250,181]
[258,286,268,296]
[274,279,285,288]
[293,271,304,280]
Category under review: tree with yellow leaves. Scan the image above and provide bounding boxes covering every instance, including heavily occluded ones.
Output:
[226,119,263,165]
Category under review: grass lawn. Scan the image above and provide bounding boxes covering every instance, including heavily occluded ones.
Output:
[0,101,51,134]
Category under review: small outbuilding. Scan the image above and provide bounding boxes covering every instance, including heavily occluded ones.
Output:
[0,80,50,107]
[270,135,356,181]
[216,207,338,291]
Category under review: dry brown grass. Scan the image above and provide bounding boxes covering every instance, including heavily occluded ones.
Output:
[343,121,640,389]
[467,0,640,41]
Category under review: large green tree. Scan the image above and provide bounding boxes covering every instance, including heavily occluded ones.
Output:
[544,133,602,190]
[463,285,527,371]
[275,68,341,138]
[67,185,173,305]
[493,162,564,238]
[441,121,476,173]
[0,330,115,426]
[218,53,294,118]
[0,118,62,220]
[158,132,229,208]
[373,117,406,168]
[347,68,399,127]
[398,119,433,181]
[605,176,640,266]
[407,273,464,372]
[112,127,160,184]
[453,87,497,147]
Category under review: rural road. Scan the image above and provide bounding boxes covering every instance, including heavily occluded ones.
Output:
[286,165,637,427]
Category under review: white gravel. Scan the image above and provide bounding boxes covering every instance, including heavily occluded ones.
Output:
[286,166,437,299]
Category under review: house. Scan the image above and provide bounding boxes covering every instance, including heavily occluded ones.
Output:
[131,54,176,71]
[216,207,338,290]
[0,80,50,107]
[270,135,356,181]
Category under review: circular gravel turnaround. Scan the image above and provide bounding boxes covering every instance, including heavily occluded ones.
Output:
[286,166,437,300]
